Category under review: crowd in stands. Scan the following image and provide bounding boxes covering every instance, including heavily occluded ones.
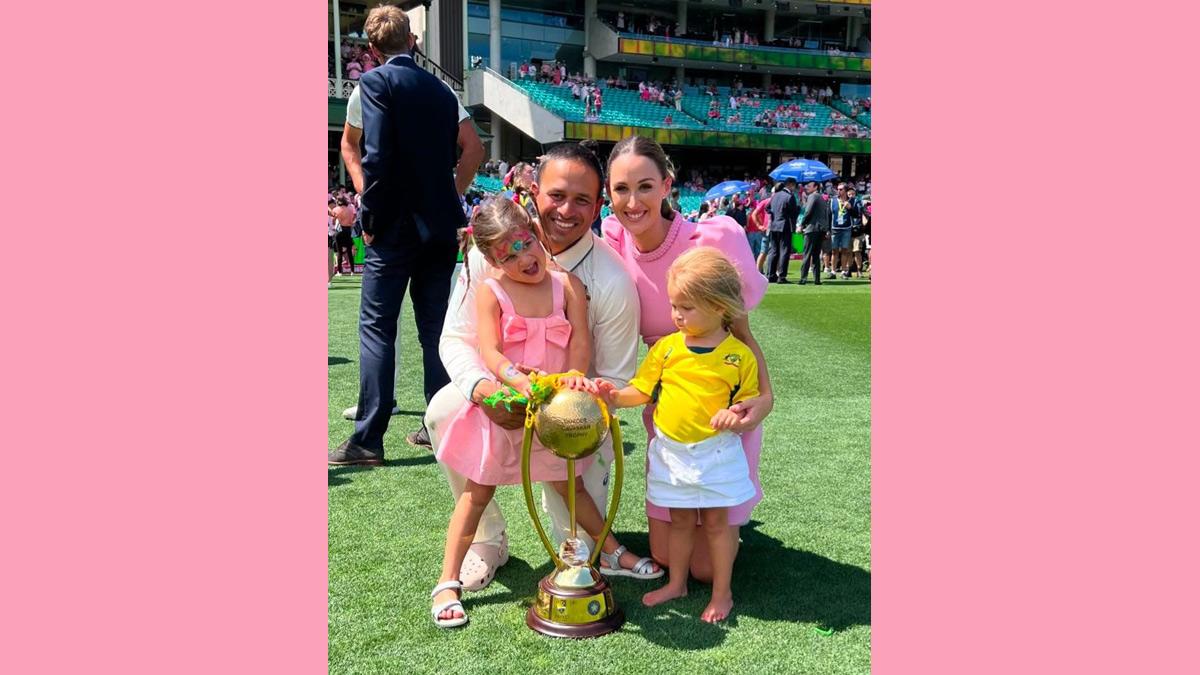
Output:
[329,39,380,81]
[343,39,379,80]
[602,10,865,55]
[842,97,872,116]
[515,60,568,85]
[511,64,867,136]
[699,80,869,138]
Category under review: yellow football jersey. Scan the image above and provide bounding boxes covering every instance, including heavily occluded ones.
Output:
[630,332,760,443]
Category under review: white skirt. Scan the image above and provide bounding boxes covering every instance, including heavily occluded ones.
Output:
[646,426,755,509]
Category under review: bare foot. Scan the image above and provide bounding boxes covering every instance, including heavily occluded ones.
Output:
[642,583,687,607]
[700,593,733,623]
[433,587,464,622]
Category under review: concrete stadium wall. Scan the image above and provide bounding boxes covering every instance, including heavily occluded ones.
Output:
[466,68,564,144]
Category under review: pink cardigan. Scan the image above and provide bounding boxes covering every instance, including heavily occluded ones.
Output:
[601,212,767,346]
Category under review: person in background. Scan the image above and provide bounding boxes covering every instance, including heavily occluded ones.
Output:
[746,195,770,274]
[334,31,483,425]
[331,197,357,276]
[829,183,854,279]
[764,177,799,283]
[726,195,747,231]
[797,180,831,285]
[329,4,483,465]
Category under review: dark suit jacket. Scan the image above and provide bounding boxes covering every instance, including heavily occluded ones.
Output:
[800,191,832,235]
[359,54,464,244]
[768,188,799,233]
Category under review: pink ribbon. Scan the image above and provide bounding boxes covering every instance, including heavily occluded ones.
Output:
[501,315,571,367]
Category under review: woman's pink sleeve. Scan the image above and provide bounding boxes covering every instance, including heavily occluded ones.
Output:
[600,215,626,252]
[695,216,768,310]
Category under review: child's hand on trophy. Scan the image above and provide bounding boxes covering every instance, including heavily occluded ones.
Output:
[593,379,618,403]
[510,374,534,399]
[501,362,534,399]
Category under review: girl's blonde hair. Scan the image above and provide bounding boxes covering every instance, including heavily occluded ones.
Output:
[459,197,537,301]
[667,247,746,329]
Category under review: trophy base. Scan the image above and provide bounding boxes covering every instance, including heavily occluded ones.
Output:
[526,569,625,638]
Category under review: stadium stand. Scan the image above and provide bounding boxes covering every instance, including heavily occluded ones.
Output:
[512,80,707,129]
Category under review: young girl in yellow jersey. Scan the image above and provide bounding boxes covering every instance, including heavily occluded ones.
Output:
[569,246,759,622]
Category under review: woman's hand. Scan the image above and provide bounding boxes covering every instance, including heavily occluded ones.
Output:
[728,392,774,432]
[561,375,599,394]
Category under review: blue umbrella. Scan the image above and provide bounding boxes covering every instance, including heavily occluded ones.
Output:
[769,158,836,183]
[703,180,752,202]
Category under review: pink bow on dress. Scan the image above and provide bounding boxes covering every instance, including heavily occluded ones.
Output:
[501,315,571,368]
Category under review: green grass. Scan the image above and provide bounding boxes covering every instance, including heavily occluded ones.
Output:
[329,275,871,674]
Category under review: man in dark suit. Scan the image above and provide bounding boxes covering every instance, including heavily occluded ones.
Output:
[798,180,832,285]
[764,177,800,283]
[329,5,481,466]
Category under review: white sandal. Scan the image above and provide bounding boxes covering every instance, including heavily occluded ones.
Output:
[430,580,468,629]
[598,545,664,580]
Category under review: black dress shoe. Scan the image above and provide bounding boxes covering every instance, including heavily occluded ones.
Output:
[328,440,383,466]
[406,426,433,450]
[777,278,791,284]
[798,279,807,285]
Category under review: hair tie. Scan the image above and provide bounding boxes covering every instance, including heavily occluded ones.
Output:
[465,225,474,236]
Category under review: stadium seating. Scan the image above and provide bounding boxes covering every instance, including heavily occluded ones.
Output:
[512,80,706,129]
[604,20,869,59]
[681,86,868,138]
[471,174,504,193]
[510,78,866,138]
[830,98,871,128]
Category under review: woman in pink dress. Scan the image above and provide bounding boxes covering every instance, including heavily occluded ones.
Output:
[601,135,773,583]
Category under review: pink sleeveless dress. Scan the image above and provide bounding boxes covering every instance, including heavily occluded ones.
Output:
[436,272,593,486]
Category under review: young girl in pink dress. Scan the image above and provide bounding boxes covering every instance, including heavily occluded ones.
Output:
[430,198,661,629]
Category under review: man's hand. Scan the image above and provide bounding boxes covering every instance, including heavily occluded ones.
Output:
[471,379,526,430]
[727,392,774,432]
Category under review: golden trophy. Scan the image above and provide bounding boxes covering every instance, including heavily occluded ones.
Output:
[518,374,625,638]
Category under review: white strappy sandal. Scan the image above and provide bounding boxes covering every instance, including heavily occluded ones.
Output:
[430,580,469,629]
[598,545,664,580]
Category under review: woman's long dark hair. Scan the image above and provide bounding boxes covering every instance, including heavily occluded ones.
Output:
[606,135,676,220]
